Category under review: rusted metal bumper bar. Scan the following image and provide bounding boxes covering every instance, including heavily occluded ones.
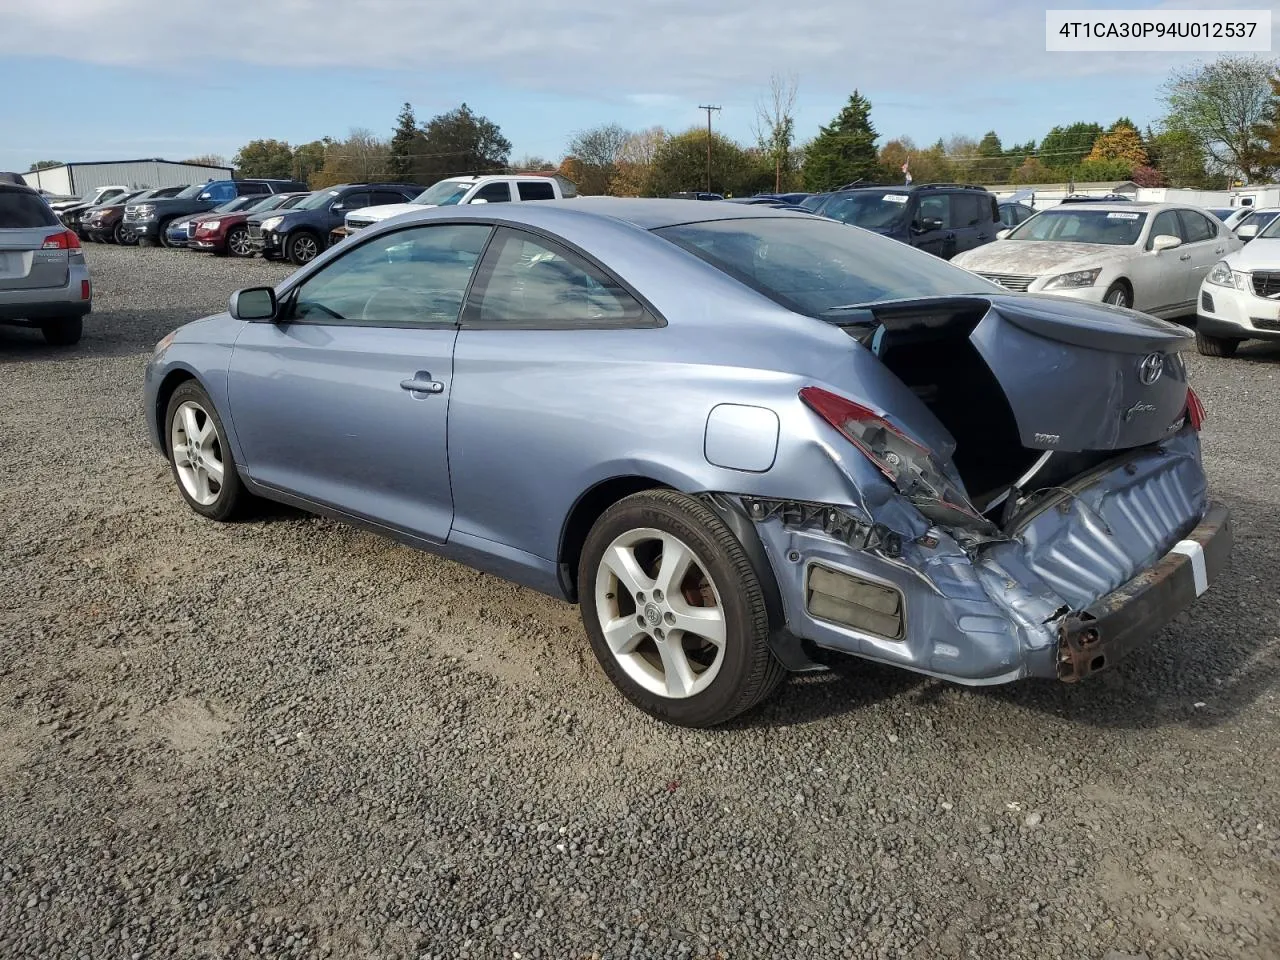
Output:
[1058,501,1232,682]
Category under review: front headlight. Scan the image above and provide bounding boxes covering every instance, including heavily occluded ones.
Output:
[259,216,284,231]
[134,204,156,216]
[154,331,176,354]
[198,221,220,231]
[1206,260,1249,290]
[1043,268,1102,290]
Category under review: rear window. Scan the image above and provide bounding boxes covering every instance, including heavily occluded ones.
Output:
[0,189,59,228]
[655,216,999,317]
[518,181,556,201]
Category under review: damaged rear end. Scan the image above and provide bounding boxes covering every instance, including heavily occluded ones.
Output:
[746,294,1232,684]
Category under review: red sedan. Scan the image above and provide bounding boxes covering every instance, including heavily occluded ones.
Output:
[189,192,310,257]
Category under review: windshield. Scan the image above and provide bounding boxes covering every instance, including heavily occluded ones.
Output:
[1007,209,1147,245]
[213,197,255,213]
[411,181,472,206]
[655,216,1001,317]
[819,190,913,230]
[296,189,339,210]
[1256,213,1280,239]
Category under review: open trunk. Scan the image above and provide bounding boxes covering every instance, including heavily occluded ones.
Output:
[838,295,1195,517]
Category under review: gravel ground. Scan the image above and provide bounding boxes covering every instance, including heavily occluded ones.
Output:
[1,244,1278,960]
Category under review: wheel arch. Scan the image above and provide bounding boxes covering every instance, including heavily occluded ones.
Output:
[153,366,203,455]
[557,475,671,601]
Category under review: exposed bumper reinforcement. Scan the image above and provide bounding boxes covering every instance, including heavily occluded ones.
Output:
[1057,501,1232,682]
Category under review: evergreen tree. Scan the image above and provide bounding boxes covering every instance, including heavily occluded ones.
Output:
[388,102,420,181]
[802,91,879,191]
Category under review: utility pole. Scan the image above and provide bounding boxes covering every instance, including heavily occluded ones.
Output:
[698,105,721,193]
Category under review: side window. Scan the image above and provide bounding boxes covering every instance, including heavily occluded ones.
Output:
[203,182,235,202]
[1148,210,1182,249]
[372,190,409,206]
[291,224,493,327]
[988,196,1000,224]
[952,193,986,227]
[917,194,953,229]
[517,181,556,201]
[472,182,512,203]
[239,182,271,196]
[465,228,648,328]
[338,191,373,211]
[1176,209,1215,243]
[1017,204,1035,224]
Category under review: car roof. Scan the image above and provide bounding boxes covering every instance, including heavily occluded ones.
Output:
[1042,201,1178,212]
[396,197,814,232]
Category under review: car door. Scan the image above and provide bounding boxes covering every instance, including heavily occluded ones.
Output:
[1175,208,1227,302]
[327,190,371,232]
[448,226,659,565]
[226,222,494,542]
[910,193,954,258]
[1131,210,1186,316]
[951,192,995,254]
[470,181,514,204]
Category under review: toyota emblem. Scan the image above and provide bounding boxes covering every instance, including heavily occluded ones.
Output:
[1139,353,1164,385]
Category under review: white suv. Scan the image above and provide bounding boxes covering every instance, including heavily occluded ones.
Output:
[343,174,577,234]
[1196,214,1280,356]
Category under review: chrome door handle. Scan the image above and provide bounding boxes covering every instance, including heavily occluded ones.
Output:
[1178,253,1192,261]
[1215,247,1224,254]
[400,376,444,395]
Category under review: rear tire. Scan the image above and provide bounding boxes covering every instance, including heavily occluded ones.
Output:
[164,381,250,522]
[1196,329,1240,357]
[286,231,321,266]
[40,316,83,347]
[1103,282,1132,308]
[578,490,786,727]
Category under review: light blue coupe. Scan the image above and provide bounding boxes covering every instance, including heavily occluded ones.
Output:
[145,199,1230,726]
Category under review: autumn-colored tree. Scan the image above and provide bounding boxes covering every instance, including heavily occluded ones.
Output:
[1085,120,1149,168]
[1011,156,1051,184]
[310,129,391,188]
[1130,165,1166,187]
[610,127,667,195]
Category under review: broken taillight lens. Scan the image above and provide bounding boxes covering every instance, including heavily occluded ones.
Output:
[799,386,994,531]
[1186,386,1206,431]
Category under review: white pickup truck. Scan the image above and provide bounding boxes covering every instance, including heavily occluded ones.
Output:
[341,174,577,235]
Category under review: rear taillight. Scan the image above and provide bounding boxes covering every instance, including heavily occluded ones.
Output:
[1186,387,1206,431]
[799,386,993,530]
[42,229,81,250]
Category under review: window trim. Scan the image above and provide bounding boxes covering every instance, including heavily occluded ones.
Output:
[459,224,666,331]
[278,221,498,330]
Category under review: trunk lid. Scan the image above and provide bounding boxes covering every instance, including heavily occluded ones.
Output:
[0,227,68,291]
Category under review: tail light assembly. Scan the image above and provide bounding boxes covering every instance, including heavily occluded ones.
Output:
[42,229,82,250]
[799,386,994,532]
[1186,386,1206,431]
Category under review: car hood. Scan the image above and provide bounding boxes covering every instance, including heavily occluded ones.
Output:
[952,241,1130,276]
[348,202,428,222]
[1225,236,1280,270]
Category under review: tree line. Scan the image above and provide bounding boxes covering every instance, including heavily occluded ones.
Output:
[223,55,1280,196]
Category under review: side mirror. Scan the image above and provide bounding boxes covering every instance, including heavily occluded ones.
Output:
[198,192,213,202]
[996,228,1011,240]
[229,286,278,321]
[914,216,943,233]
[1237,223,1259,241]
[331,203,345,212]
[1151,234,1182,253]
[468,197,489,204]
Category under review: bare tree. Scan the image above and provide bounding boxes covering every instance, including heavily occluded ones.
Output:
[753,74,798,192]
[612,127,668,195]
[567,123,631,194]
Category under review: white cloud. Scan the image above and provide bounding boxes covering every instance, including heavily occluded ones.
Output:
[5,0,1268,98]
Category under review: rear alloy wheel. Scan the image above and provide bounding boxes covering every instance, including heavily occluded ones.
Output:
[113,222,137,245]
[40,316,82,347]
[165,381,249,521]
[579,490,785,727]
[287,231,321,266]
[1196,329,1240,357]
[1103,282,1132,308]
[226,226,252,258]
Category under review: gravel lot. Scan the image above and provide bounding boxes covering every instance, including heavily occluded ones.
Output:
[1,244,1278,960]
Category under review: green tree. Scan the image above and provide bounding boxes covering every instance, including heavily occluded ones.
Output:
[1249,69,1280,177]
[292,139,329,185]
[417,103,511,182]
[973,130,1012,183]
[1160,55,1276,182]
[802,91,879,191]
[1038,122,1103,168]
[1146,127,1221,188]
[566,123,630,195]
[649,128,751,196]
[233,139,295,180]
[30,160,62,170]
[388,102,423,181]
[183,154,227,168]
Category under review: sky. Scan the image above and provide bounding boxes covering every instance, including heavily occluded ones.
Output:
[0,0,1275,174]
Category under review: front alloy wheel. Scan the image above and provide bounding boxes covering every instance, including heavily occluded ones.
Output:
[579,490,786,727]
[226,226,252,257]
[287,232,320,265]
[165,382,249,521]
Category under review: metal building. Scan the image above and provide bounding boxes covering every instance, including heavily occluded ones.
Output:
[22,159,235,198]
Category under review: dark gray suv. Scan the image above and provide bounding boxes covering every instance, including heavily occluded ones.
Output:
[813,183,1001,259]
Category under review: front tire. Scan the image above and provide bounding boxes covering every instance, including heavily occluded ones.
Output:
[1103,282,1132,308]
[578,490,786,727]
[113,222,137,245]
[226,226,252,258]
[286,231,321,266]
[1196,329,1240,357]
[157,220,179,249]
[164,381,249,522]
[40,316,82,346]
